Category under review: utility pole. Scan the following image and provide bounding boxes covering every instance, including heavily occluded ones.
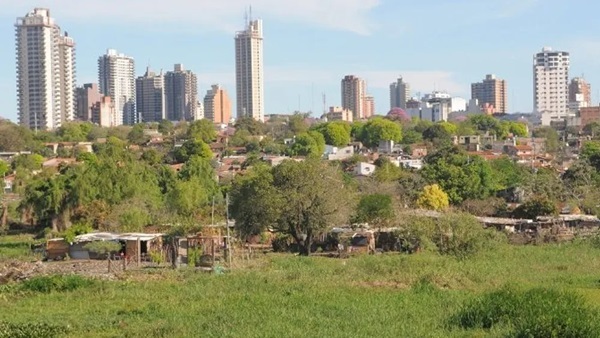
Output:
[226,193,232,267]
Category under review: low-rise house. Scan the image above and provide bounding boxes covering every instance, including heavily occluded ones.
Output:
[397,158,424,170]
[503,144,533,160]
[408,144,428,159]
[42,158,78,168]
[354,162,376,177]
[3,174,14,193]
[324,145,354,161]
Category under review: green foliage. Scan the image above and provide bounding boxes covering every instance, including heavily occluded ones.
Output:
[358,118,402,148]
[174,139,213,163]
[158,119,174,136]
[186,119,217,143]
[231,160,353,255]
[533,126,560,153]
[468,115,504,137]
[416,184,449,211]
[490,156,530,191]
[188,247,200,267]
[286,131,326,157]
[373,160,403,182]
[401,128,422,144]
[580,141,600,170]
[452,287,600,337]
[0,161,8,177]
[0,321,70,338]
[512,197,558,219]
[506,121,528,137]
[433,213,495,258]
[12,154,44,172]
[127,124,149,145]
[353,194,394,226]
[288,113,309,135]
[56,122,93,142]
[21,275,94,293]
[422,124,453,146]
[62,222,93,243]
[422,147,497,204]
[235,117,265,136]
[83,241,121,258]
[140,149,163,166]
[312,122,351,146]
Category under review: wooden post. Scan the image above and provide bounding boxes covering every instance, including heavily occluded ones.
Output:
[211,238,215,267]
[136,237,141,267]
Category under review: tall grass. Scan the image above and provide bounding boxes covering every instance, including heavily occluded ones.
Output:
[0,240,598,337]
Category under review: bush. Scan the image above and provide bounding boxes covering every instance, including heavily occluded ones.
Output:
[21,275,94,293]
[0,321,69,338]
[272,234,294,253]
[451,287,600,337]
[62,222,93,243]
[188,248,200,267]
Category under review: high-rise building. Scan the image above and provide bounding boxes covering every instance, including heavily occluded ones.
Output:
[471,74,507,114]
[533,47,570,125]
[204,84,232,124]
[16,8,76,130]
[568,77,591,110]
[164,64,198,122]
[91,96,117,127]
[98,49,135,126]
[363,95,375,118]
[235,18,264,121]
[390,77,410,110]
[136,67,165,123]
[341,75,366,120]
[75,83,102,121]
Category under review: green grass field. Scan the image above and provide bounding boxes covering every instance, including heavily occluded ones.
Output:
[1,238,600,337]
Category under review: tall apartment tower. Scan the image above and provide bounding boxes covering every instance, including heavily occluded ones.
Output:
[204,84,232,124]
[75,83,102,121]
[533,47,570,125]
[568,77,591,109]
[235,18,264,121]
[390,77,410,110]
[136,68,165,123]
[98,49,136,126]
[471,74,507,114]
[341,75,366,120]
[16,8,76,130]
[164,64,198,122]
[363,95,375,118]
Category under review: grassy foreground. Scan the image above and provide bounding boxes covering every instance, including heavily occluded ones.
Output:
[1,241,600,337]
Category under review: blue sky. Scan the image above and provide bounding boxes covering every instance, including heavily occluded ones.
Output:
[1,0,600,122]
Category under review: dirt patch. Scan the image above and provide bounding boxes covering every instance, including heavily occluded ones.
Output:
[355,280,410,289]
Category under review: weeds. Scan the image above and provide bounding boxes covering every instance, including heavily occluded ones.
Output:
[21,275,95,293]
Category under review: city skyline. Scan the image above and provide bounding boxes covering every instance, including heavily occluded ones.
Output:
[3,1,600,123]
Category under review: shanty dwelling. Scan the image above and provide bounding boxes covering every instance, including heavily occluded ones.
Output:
[44,232,164,261]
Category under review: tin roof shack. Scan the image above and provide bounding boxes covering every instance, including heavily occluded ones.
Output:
[536,215,600,241]
[44,232,163,261]
[329,228,375,255]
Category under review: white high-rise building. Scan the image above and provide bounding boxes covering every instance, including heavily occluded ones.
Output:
[15,8,76,130]
[390,77,410,110]
[533,47,570,125]
[98,49,136,126]
[235,18,264,121]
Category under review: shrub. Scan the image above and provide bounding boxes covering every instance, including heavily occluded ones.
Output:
[62,222,93,243]
[0,321,69,338]
[21,275,94,293]
[272,234,294,253]
[188,248,200,267]
[451,287,600,337]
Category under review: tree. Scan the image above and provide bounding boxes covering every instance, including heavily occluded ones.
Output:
[84,241,121,272]
[490,157,530,191]
[353,194,394,227]
[402,129,422,144]
[235,117,265,136]
[359,118,402,148]
[187,119,217,143]
[0,161,8,177]
[533,127,560,153]
[373,160,403,182]
[512,197,557,219]
[313,122,351,147]
[286,131,325,157]
[416,184,449,211]
[158,119,174,136]
[506,121,528,137]
[422,147,496,204]
[12,154,44,172]
[423,124,453,146]
[127,124,148,145]
[141,149,163,166]
[288,113,309,135]
[230,160,352,255]
[174,139,213,163]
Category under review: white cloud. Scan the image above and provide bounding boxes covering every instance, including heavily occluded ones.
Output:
[361,71,466,97]
[2,0,380,35]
